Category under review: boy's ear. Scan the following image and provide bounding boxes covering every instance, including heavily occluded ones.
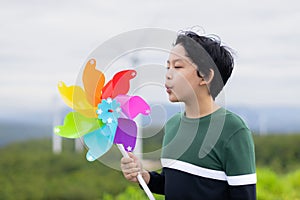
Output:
[199,69,214,86]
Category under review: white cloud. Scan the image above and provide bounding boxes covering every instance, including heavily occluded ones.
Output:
[0,0,300,120]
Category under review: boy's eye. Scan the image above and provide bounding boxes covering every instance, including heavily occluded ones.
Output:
[166,66,182,70]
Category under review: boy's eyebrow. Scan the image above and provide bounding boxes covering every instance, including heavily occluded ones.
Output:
[166,59,184,64]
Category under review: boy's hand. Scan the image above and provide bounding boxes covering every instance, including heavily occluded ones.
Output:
[120,152,150,184]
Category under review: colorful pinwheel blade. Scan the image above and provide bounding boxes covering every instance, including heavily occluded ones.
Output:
[83,59,105,106]
[114,118,137,152]
[54,112,104,138]
[57,81,97,118]
[114,95,151,119]
[56,59,152,162]
[101,70,136,99]
[84,123,117,161]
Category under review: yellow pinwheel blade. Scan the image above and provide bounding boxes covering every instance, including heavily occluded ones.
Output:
[57,81,97,118]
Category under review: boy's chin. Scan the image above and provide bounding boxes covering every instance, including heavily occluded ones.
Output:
[168,96,179,103]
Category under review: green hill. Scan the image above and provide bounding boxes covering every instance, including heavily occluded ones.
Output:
[1,135,300,200]
[0,139,134,200]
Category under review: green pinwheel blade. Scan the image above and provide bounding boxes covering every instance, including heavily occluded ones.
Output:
[54,111,104,138]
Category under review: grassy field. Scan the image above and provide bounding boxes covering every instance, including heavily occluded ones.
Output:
[0,134,300,200]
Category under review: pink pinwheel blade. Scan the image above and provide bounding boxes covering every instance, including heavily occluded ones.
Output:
[115,95,151,119]
[114,118,137,152]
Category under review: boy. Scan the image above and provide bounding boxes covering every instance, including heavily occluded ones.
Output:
[121,31,256,199]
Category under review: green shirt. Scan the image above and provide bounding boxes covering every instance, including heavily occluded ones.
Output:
[161,107,256,185]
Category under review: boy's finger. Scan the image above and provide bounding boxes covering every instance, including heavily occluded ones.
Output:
[121,162,138,171]
[122,167,140,174]
[125,173,139,182]
[121,157,134,164]
[127,152,137,159]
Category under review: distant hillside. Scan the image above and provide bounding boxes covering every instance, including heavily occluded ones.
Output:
[144,103,300,134]
[227,105,300,134]
[0,121,52,147]
[1,104,300,147]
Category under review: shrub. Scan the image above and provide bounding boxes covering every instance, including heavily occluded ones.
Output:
[253,134,300,172]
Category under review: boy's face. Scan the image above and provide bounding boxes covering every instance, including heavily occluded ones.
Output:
[165,44,202,103]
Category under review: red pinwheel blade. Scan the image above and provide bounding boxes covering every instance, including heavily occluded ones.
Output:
[114,118,137,152]
[101,70,136,99]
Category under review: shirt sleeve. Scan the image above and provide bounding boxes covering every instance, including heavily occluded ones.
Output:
[224,128,257,186]
[146,170,165,195]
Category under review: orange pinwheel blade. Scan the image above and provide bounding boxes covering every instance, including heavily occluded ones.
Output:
[58,81,97,118]
[83,58,105,106]
[101,70,136,99]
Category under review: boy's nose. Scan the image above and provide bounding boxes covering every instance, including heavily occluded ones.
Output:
[165,70,173,80]
[166,74,172,80]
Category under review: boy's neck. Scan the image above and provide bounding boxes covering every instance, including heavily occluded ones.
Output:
[184,95,220,118]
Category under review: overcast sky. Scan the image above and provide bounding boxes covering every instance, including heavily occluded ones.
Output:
[0,0,299,121]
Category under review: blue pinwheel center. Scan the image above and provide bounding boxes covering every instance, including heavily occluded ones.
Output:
[96,98,121,124]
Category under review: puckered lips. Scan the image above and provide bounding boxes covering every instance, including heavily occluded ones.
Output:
[165,84,173,94]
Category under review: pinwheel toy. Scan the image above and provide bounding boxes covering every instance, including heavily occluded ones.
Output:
[54,58,155,200]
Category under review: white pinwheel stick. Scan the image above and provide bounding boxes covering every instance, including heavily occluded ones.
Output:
[117,144,155,200]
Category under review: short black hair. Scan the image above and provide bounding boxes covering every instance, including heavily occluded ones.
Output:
[174,31,234,99]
